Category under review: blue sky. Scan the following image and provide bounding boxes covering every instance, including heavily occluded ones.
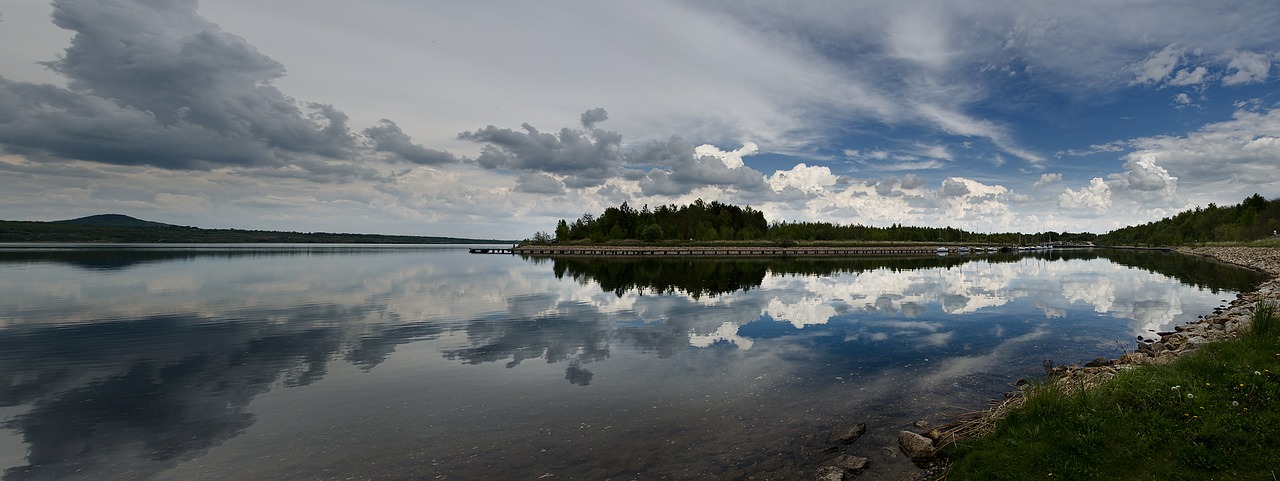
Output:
[1,0,1278,238]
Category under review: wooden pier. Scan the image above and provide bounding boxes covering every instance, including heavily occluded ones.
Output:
[468,247,516,254]
[474,245,954,257]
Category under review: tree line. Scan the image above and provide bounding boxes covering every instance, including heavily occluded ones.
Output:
[1098,193,1280,246]
[544,200,769,243]
[531,199,1096,245]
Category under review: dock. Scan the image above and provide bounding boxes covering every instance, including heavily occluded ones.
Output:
[474,246,956,256]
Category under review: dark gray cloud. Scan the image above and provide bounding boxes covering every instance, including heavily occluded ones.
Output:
[458,109,624,186]
[0,0,361,174]
[364,119,457,165]
[632,136,767,196]
[579,107,608,129]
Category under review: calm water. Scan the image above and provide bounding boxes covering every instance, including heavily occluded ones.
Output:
[0,245,1262,480]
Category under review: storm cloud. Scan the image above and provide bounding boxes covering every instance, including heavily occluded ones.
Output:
[364,119,458,165]
[458,109,624,186]
[0,0,358,172]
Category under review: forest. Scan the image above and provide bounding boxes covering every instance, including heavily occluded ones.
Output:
[1097,193,1280,245]
[537,199,1094,245]
[537,194,1280,246]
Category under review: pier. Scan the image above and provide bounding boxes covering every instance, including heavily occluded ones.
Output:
[476,245,955,256]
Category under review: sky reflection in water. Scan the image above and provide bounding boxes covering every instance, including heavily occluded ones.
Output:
[0,246,1260,480]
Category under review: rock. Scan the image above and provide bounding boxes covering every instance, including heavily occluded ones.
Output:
[898,431,936,459]
[1084,356,1109,368]
[822,445,840,454]
[879,446,899,459]
[837,423,866,444]
[926,428,958,447]
[833,454,870,474]
[814,465,845,481]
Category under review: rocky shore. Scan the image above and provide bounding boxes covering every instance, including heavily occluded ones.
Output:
[803,247,1280,480]
[877,246,1280,481]
[1121,246,1280,365]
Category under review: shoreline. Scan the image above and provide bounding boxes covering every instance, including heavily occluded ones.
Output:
[931,246,1280,447]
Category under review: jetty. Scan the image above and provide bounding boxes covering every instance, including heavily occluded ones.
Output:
[475,245,956,257]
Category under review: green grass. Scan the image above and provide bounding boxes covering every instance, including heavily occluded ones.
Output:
[940,301,1280,480]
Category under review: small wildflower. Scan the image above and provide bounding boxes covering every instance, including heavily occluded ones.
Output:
[1256,371,1263,375]
[1233,401,1239,406]
[1171,385,1181,391]
[1187,393,1195,399]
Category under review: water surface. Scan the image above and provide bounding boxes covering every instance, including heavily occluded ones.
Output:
[0,245,1261,480]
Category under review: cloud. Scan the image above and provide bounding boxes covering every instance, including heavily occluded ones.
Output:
[1222,50,1271,85]
[1131,44,1183,85]
[0,0,366,171]
[1167,66,1209,86]
[515,172,565,195]
[363,119,457,165]
[579,107,609,129]
[1058,177,1111,213]
[458,110,624,186]
[1120,106,1279,195]
[767,164,839,195]
[900,173,926,189]
[1118,154,1178,193]
[940,178,971,197]
[915,103,1044,165]
[1032,173,1062,190]
[635,140,768,196]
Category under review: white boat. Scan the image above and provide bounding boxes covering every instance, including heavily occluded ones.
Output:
[936,247,949,253]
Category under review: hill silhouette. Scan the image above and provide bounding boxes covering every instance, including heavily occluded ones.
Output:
[1,215,510,244]
[55,214,177,228]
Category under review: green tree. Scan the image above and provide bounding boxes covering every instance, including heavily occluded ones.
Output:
[640,224,663,242]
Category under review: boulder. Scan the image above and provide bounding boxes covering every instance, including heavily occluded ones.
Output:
[834,454,870,474]
[1084,356,1109,368]
[814,465,845,481]
[898,430,936,459]
[837,423,866,444]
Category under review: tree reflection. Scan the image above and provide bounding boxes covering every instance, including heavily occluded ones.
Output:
[547,250,1262,299]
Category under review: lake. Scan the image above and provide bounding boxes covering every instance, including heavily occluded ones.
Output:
[0,245,1262,480]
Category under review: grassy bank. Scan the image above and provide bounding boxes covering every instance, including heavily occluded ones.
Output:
[939,302,1280,480]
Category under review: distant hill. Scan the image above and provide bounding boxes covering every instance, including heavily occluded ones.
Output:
[55,214,177,228]
[1,215,513,244]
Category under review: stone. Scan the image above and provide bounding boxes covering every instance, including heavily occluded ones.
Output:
[912,420,930,429]
[879,446,899,459]
[814,465,845,481]
[898,430,936,459]
[833,454,870,474]
[926,428,958,447]
[837,423,866,444]
[1084,356,1109,368]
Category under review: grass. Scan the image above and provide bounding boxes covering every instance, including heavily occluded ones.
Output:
[938,301,1280,480]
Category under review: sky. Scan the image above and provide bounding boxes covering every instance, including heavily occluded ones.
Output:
[1,0,1279,239]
